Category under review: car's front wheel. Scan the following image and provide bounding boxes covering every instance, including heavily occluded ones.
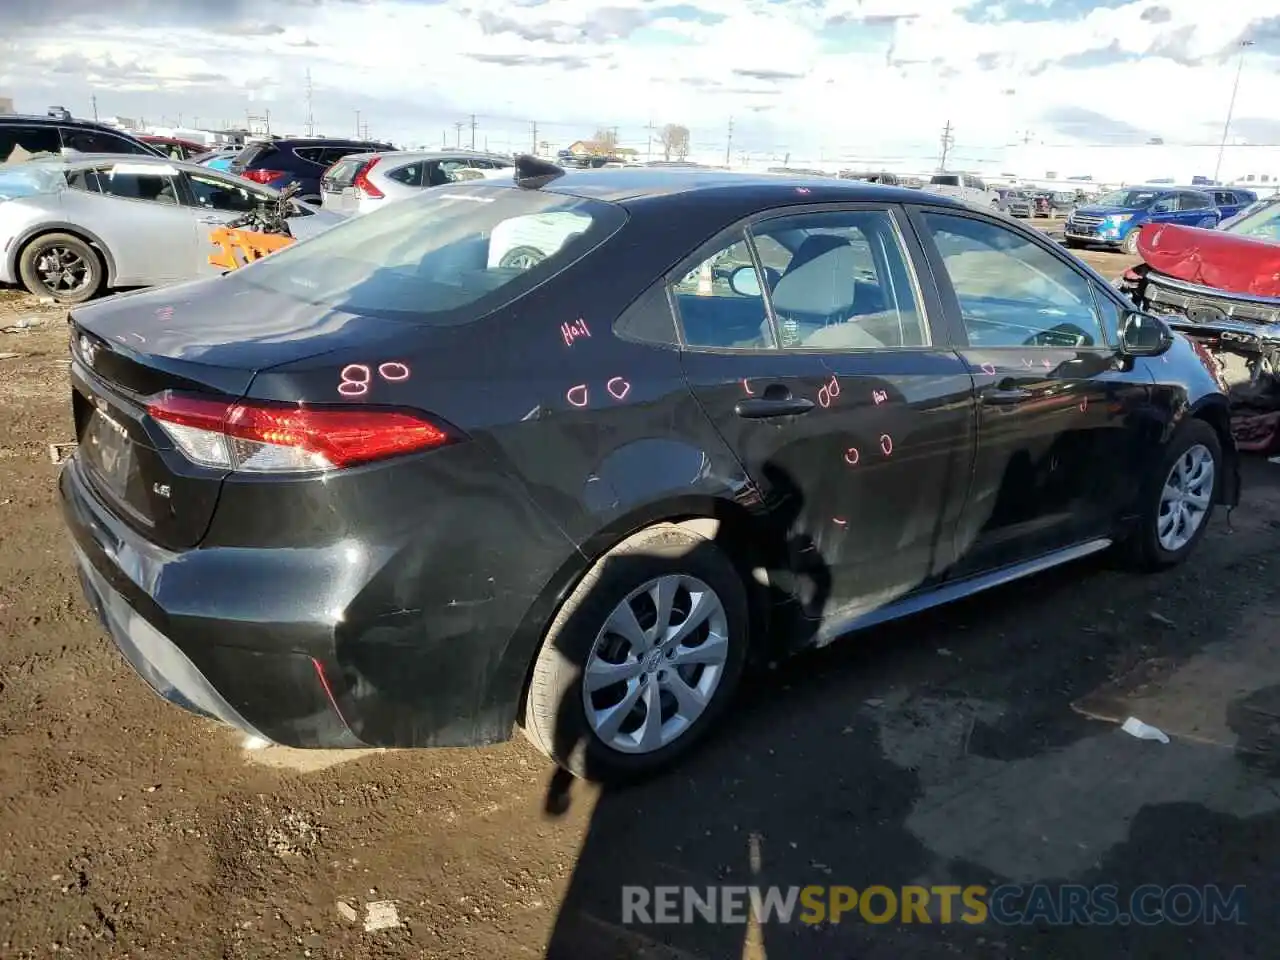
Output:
[1125,419,1221,570]
[1121,229,1141,255]
[522,524,749,782]
[18,232,104,304]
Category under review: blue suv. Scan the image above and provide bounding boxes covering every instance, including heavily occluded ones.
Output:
[1065,186,1219,254]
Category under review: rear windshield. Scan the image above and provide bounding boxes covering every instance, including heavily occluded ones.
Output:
[232,142,277,168]
[931,175,961,186]
[323,157,366,186]
[234,183,627,324]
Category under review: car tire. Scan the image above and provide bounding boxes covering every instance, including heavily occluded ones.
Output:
[498,245,547,270]
[1124,419,1221,572]
[1064,238,1084,249]
[18,232,104,304]
[1121,229,1140,256]
[522,523,750,783]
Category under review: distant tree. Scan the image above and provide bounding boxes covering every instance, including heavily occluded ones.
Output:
[659,123,690,161]
[592,127,619,154]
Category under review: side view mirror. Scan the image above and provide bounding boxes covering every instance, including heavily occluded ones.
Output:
[728,265,762,297]
[1118,310,1174,358]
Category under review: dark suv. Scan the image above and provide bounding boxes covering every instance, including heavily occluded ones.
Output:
[229,137,396,202]
[0,115,163,163]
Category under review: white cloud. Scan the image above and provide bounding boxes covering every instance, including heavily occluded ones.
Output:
[1,0,1278,180]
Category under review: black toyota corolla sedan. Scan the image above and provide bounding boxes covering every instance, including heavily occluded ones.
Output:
[60,156,1240,781]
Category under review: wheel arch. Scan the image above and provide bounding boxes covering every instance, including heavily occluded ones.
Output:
[12,223,118,288]
[1188,395,1240,506]
[500,493,779,728]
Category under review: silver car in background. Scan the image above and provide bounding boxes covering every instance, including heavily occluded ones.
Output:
[0,154,344,303]
[321,150,513,216]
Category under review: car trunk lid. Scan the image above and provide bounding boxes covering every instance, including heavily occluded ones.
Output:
[66,280,414,550]
[1136,223,1280,299]
[320,156,367,213]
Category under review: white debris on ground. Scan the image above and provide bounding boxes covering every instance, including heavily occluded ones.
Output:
[363,901,400,932]
[335,901,359,923]
[1121,716,1171,744]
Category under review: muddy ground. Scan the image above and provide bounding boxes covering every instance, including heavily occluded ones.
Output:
[3,246,1280,959]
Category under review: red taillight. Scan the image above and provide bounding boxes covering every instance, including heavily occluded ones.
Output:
[242,168,284,184]
[146,391,455,473]
[353,157,384,199]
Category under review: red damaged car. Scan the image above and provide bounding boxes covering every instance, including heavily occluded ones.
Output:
[1119,194,1280,453]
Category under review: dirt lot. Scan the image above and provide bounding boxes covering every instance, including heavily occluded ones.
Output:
[3,245,1280,960]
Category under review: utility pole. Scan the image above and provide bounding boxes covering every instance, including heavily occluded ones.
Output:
[530,120,537,155]
[725,117,734,168]
[90,94,98,121]
[645,118,655,162]
[938,120,954,172]
[304,68,314,137]
[441,129,447,147]
[1214,39,1255,184]
[469,114,477,149]
[454,121,464,147]
[355,109,361,138]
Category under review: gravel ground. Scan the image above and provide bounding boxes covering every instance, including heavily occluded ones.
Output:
[3,242,1278,959]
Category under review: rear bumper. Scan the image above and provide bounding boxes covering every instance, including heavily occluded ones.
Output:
[59,453,565,749]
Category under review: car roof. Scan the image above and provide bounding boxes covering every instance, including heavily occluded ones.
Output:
[338,149,512,164]
[14,153,282,191]
[268,137,395,148]
[535,167,965,208]
[0,114,144,135]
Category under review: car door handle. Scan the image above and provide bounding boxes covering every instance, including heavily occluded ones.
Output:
[735,397,816,419]
[982,387,1032,405]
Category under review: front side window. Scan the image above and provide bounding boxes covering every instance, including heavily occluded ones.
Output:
[670,210,927,351]
[70,163,180,204]
[187,172,260,212]
[923,212,1105,349]
[233,182,626,325]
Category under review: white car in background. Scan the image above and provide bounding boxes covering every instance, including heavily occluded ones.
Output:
[924,172,1001,210]
[320,150,513,215]
[487,209,594,270]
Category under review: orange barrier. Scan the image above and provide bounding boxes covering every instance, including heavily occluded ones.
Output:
[208,227,295,271]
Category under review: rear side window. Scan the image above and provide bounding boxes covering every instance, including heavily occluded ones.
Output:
[0,125,62,161]
[60,127,153,156]
[235,184,627,325]
[386,162,424,187]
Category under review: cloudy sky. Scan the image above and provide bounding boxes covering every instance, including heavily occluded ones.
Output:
[2,0,1278,166]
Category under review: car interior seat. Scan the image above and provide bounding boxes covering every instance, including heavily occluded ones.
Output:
[768,242,886,349]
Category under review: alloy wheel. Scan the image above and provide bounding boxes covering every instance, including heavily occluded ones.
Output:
[1157,443,1215,552]
[35,245,92,296]
[582,574,730,754]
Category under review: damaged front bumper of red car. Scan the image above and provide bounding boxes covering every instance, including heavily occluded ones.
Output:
[1120,223,1280,454]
